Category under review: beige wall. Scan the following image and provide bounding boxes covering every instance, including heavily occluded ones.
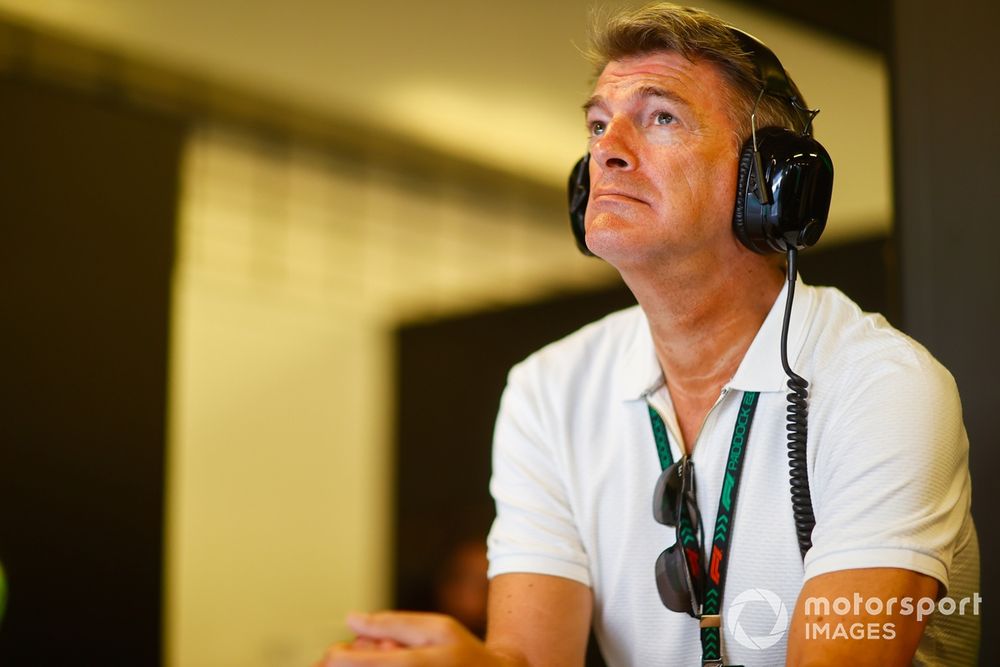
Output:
[165,125,617,667]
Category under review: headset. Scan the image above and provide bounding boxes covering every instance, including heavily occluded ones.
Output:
[567,28,832,558]
[568,29,832,257]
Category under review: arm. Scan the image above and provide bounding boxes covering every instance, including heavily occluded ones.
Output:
[788,343,975,663]
[486,573,593,667]
[787,567,938,666]
[485,359,595,665]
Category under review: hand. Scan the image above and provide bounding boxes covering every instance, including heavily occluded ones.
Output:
[317,611,511,666]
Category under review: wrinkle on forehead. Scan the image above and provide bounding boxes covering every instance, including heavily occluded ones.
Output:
[593,51,740,143]
[597,51,701,85]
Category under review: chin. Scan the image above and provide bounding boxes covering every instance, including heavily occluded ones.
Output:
[584,228,660,268]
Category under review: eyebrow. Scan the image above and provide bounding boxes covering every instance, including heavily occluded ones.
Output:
[582,85,692,114]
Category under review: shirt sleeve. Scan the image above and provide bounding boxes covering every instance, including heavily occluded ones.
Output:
[486,360,592,586]
[803,345,973,593]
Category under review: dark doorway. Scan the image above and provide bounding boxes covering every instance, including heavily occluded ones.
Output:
[0,76,184,664]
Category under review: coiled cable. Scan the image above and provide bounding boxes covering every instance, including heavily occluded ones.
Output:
[781,247,816,559]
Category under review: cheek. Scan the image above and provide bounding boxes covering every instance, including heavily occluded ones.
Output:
[666,145,740,228]
[664,144,736,202]
[694,143,739,202]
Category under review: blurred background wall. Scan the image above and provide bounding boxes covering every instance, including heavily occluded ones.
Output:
[0,0,995,666]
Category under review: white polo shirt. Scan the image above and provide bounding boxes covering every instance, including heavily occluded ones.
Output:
[487,281,979,666]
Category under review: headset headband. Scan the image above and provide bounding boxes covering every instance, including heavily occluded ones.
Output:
[728,28,797,101]
[727,27,817,138]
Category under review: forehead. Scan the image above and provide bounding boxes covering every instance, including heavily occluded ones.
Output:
[592,50,735,112]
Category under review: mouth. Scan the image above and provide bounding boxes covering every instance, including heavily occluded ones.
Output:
[592,191,649,205]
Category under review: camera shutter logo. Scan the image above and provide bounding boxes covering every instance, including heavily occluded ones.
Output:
[727,588,789,650]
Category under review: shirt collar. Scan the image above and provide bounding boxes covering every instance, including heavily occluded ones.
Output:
[614,306,664,401]
[616,278,814,401]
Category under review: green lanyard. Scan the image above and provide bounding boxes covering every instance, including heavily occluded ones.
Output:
[648,391,760,667]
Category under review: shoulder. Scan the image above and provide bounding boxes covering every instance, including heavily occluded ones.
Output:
[494,304,650,453]
[801,286,967,480]
[806,285,958,400]
[507,304,646,390]
[800,288,973,597]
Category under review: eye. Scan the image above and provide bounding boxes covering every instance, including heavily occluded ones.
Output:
[654,111,674,126]
[589,120,606,137]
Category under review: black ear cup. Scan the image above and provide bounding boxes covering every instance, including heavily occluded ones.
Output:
[733,144,757,251]
[733,127,833,254]
[568,155,594,256]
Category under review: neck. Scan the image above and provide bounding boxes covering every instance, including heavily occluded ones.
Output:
[621,250,784,443]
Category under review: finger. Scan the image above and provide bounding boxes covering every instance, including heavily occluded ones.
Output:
[378,638,405,650]
[347,611,459,646]
[351,637,379,650]
[318,643,425,667]
[350,636,404,651]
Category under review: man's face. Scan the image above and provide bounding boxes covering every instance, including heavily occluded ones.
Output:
[583,51,742,269]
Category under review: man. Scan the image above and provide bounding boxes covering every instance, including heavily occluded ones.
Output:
[319,3,978,665]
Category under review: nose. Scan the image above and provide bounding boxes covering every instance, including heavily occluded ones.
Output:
[591,118,638,171]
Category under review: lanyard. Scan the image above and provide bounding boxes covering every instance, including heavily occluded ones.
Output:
[648,390,760,667]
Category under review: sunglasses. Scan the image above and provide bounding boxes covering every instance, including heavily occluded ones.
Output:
[652,456,703,618]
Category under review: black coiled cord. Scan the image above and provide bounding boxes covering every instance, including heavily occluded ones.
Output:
[781,247,816,559]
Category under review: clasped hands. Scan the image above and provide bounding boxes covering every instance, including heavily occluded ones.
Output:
[316,611,514,667]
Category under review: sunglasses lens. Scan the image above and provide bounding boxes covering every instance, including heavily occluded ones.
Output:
[652,460,684,525]
[655,543,695,615]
